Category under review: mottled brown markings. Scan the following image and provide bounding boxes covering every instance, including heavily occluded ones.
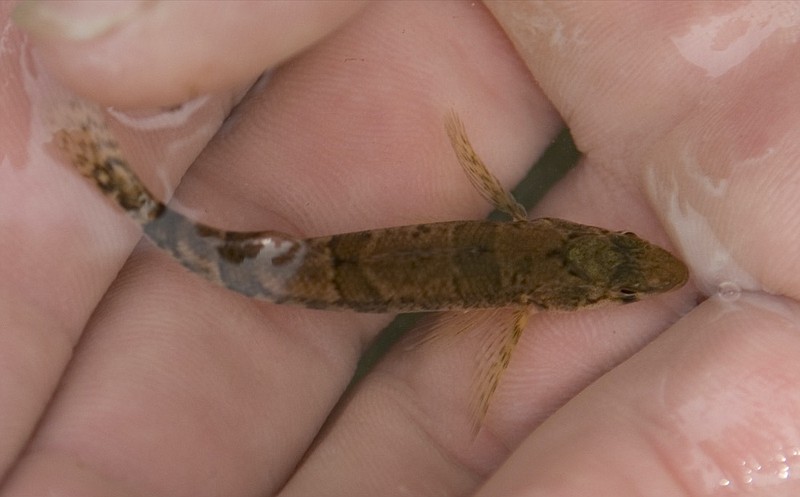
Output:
[55,126,164,225]
[194,225,302,266]
[54,103,687,313]
[54,101,689,431]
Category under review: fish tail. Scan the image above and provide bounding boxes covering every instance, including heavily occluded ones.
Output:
[54,102,305,302]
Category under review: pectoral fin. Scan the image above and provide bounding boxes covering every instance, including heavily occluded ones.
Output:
[444,110,528,222]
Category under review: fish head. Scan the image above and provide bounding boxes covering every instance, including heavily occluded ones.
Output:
[562,228,689,306]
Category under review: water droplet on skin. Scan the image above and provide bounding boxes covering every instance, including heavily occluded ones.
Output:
[718,281,741,301]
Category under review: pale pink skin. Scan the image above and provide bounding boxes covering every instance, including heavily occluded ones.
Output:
[2,1,799,496]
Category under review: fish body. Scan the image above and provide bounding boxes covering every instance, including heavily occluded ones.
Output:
[54,103,689,427]
[53,108,687,313]
[149,215,687,313]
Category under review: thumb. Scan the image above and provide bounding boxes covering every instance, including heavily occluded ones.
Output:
[13,0,365,108]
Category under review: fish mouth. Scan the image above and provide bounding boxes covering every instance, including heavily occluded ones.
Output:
[646,246,690,293]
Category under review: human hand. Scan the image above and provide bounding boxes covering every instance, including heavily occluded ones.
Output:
[3,1,797,496]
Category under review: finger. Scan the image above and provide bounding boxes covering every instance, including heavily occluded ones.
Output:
[0,4,232,481]
[3,2,561,496]
[489,1,800,292]
[13,0,366,108]
[490,1,800,305]
[478,294,800,496]
[283,296,688,496]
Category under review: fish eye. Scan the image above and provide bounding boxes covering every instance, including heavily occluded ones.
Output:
[619,288,639,303]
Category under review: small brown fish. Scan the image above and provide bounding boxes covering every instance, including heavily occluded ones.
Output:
[54,102,688,427]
